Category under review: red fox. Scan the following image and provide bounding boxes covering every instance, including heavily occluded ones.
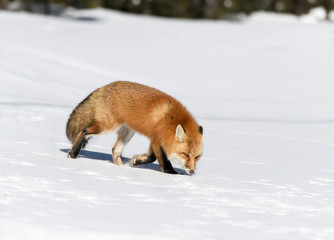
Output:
[66,81,203,174]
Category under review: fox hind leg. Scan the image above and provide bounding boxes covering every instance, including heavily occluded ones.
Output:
[112,125,135,165]
[68,130,88,158]
[67,122,103,159]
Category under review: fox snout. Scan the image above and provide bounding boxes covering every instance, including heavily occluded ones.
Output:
[185,163,196,175]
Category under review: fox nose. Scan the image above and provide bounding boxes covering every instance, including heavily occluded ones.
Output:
[189,170,195,174]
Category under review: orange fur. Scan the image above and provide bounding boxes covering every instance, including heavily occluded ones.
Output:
[66,81,203,174]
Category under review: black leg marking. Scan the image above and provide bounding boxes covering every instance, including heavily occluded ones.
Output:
[131,152,156,166]
[68,130,88,158]
[160,147,177,174]
[69,138,87,158]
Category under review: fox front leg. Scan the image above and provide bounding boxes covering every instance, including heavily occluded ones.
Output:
[130,145,156,166]
[151,143,177,174]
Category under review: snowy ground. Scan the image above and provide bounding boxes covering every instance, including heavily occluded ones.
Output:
[1,8,334,240]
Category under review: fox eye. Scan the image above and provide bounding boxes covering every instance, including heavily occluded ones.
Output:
[180,152,189,158]
[195,155,201,160]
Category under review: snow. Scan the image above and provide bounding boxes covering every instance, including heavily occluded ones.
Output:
[1,8,334,240]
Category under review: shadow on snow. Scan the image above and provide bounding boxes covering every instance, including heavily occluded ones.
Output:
[59,149,186,174]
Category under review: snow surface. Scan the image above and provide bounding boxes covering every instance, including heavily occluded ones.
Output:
[1,8,334,240]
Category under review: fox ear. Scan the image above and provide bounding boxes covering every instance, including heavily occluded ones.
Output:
[199,126,203,135]
[175,124,186,143]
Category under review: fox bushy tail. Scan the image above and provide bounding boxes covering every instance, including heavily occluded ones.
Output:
[66,93,95,143]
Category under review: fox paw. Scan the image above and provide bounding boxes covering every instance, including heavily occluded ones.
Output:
[113,155,123,165]
[129,157,136,166]
[129,154,149,166]
[67,151,78,159]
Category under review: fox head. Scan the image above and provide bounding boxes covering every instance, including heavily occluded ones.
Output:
[168,124,203,175]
